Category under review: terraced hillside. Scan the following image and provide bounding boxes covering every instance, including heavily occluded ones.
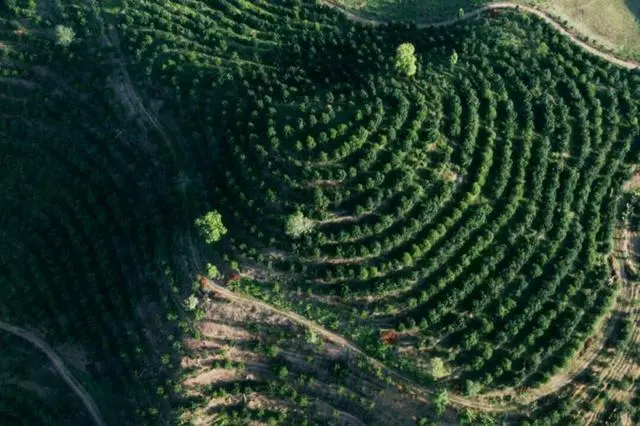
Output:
[179,286,440,425]
[118,0,639,390]
[1,0,639,424]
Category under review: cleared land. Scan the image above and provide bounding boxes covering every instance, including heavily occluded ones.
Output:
[180,285,437,425]
[324,1,639,69]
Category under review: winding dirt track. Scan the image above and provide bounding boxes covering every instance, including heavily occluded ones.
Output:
[323,1,640,70]
[0,321,107,426]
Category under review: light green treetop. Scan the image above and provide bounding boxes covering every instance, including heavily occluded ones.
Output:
[394,43,417,77]
[450,50,459,66]
[430,357,448,379]
[195,210,227,244]
[184,294,199,311]
[55,25,75,47]
[285,212,315,238]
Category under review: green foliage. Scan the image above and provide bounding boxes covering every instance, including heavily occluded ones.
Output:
[461,409,495,426]
[206,263,220,279]
[2,0,640,424]
[305,330,321,345]
[55,25,75,47]
[284,212,315,238]
[464,379,482,396]
[277,366,289,380]
[266,344,281,358]
[432,388,448,416]
[394,43,417,77]
[450,50,458,65]
[184,294,199,311]
[195,211,227,244]
[430,357,447,379]
[537,42,550,56]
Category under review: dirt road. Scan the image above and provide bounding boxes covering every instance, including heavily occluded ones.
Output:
[0,321,106,426]
[323,1,640,70]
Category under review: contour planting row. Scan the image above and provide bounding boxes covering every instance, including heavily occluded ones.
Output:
[391,56,638,387]
[179,295,427,425]
[111,0,640,393]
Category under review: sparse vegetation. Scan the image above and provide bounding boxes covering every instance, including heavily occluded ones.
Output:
[333,0,640,60]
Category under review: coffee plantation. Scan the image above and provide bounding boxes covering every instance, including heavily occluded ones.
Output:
[1,0,639,424]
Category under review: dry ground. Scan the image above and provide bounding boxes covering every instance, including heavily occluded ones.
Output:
[537,0,640,58]
[179,291,435,425]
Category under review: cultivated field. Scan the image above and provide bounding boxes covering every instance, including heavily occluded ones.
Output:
[179,285,440,425]
[0,0,639,424]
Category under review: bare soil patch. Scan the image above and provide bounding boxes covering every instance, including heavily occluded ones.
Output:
[623,167,640,191]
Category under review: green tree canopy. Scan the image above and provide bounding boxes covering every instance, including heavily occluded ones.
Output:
[450,50,459,66]
[277,365,289,380]
[285,212,315,238]
[430,357,448,379]
[394,43,417,77]
[195,211,227,244]
[432,388,448,416]
[55,25,75,47]
[464,379,483,396]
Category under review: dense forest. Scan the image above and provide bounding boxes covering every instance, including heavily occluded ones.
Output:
[0,0,639,424]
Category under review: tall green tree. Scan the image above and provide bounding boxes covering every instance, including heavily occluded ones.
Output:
[285,212,315,238]
[195,211,227,244]
[55,25,75,47]
[394,43,417,77]
[450,50,459,66]
[432,389,448,416]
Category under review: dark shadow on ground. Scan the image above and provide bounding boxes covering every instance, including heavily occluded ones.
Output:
[626,0,640,19]
[0,4,216,424]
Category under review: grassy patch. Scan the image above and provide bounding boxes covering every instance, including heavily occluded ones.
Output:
[540,0,640,59]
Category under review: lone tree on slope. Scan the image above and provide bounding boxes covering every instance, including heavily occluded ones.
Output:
[55,25,75,47]
[285,212,315,238]
[195,211,227,244]
[394,43,417,77]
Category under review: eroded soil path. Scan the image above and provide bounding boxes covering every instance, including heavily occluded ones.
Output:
[0,321,106,426]
[323,1,640,70]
